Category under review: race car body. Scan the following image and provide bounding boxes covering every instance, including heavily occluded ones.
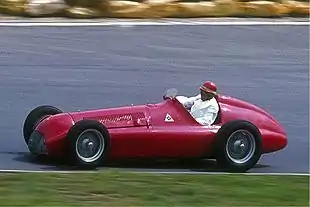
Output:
[23,88,287,172]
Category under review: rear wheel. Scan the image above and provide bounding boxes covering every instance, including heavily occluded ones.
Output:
[23,105,63,145]
[66,119,111,170]
[214,120,262,173]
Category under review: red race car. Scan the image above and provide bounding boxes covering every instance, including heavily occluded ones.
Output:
[23,88,287,172]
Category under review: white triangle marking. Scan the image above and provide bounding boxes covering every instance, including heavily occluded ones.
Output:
[165,113,174,122]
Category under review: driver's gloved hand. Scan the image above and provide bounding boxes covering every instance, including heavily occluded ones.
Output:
[184,103,192,110]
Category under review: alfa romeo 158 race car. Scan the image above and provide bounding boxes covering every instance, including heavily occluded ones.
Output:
[23,88,287,172]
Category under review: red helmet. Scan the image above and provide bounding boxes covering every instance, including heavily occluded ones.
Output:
[200,81,217,94]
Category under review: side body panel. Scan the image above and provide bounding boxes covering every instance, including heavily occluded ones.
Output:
[68,100,218,159]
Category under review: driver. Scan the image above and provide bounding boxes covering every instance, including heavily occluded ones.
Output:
[176,81,219,126]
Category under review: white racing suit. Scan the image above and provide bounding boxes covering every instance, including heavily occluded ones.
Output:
[176,94,219,126]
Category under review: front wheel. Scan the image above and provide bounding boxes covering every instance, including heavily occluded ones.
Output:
[23,105,63,145]
[66,119,111,170]
[214,120,262,173]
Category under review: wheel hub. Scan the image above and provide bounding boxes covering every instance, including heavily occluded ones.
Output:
[81,139,95,153]
[75,129,105,163]
[225,130,256,164]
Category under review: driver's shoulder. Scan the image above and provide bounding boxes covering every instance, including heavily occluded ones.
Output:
[192,94,201,100]
[210,97,220,109]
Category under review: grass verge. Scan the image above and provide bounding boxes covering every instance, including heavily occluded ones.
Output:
[0,170,308,206]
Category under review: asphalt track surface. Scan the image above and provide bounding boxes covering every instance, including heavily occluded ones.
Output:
[0,23,309,173]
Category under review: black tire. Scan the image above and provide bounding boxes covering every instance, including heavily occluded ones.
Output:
[23,105,63,145]
[66,119,111,170]
[214,120,262,173]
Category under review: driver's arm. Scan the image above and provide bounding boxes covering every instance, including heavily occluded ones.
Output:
[176,94,200,109]
[176,96,190,105]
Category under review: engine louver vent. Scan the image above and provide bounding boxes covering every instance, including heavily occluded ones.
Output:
[84,112,147,128]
